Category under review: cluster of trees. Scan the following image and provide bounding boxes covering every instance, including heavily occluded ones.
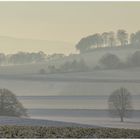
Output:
[39,50,140,74]
[58,59,88,73]
[0,52,69,66]
[0,89,27,117]
[76,29,140,53]
[0,51,47,65]
[39,59,88,74]
[98,51,140,70]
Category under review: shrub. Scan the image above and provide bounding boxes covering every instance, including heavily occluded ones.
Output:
[0,89,27,117]
[99,53,123,69]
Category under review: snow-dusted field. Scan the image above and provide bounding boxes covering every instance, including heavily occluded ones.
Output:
[0,70,140,110]
[1,69,140,95]
[0,66,140,129]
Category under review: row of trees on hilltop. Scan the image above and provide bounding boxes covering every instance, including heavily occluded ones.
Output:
[76,30,140,53]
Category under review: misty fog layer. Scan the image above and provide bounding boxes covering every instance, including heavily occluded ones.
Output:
[0,2,140,129]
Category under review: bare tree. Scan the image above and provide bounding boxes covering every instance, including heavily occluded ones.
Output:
[102,32,109,47]
[0,89,27,117]
[108,87,132,122]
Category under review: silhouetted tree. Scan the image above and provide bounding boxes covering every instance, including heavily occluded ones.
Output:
[102,32,109,47]
[76,33,103,53]
[130,33,136,45]
[0,89,27,117]
[117,30,128,47]
[76,36,95,53]
[130,31,140,45]
[93,33,103,48]
[108,87,132,122]
[76,37,90,53]
[108,31,116,47]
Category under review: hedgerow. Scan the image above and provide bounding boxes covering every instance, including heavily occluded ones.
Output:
[0,126,139,138]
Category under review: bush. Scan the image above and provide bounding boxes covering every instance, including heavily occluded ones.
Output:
[127,51,140,67]
[59,59,88,73]
[99,53,123,69]
[0,89,27,117]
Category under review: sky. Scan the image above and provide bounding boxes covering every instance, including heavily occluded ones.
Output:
[0,1,140,54]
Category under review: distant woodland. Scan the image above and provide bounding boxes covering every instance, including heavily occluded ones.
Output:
[76,29,140,53]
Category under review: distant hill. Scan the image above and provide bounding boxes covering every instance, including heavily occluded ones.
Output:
[0,44,140,74]
[65,45,140,68]
[0,36,75,55]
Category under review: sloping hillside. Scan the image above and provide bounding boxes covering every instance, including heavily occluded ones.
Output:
[76,46,140,67]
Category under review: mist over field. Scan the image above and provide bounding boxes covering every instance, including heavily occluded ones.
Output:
[0,36,140,129]
[0,1,140,132]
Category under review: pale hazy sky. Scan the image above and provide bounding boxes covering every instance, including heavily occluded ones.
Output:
[0,2,140,53]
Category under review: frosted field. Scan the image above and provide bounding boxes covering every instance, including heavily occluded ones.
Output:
[0,69,140,109]
[0,69,140,96]
[0,68,140,128]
